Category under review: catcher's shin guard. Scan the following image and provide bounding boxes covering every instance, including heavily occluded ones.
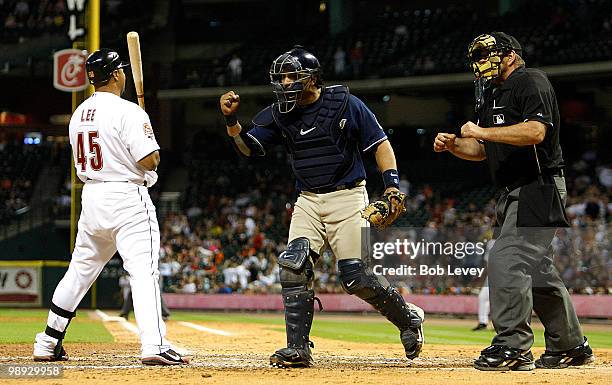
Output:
[270,288,315,368]
[338,258,424,359]
[270,237,316,368]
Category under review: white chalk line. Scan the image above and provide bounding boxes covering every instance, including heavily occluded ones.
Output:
[93,309,124,322]
[0,354,502,370]
[0,354,466,364]
[0,359,483,371]
[178,321,233,336]
[94,309,191,355]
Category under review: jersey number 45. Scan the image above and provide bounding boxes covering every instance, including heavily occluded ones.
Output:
[76,131,104,171]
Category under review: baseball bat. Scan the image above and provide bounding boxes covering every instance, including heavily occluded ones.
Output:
[126,31,145,110]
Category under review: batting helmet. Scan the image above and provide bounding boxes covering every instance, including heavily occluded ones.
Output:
[86,48,130,85]
[269,46,322,113]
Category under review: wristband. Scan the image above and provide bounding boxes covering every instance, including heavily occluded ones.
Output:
[224,114,238,127]
[382,169,400,190]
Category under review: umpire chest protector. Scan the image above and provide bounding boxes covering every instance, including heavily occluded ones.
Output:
[254,85,353,190]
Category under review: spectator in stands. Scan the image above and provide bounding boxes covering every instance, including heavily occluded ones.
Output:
[180,275,198,294]
[185,70,201,88]
[333,46,346,77]
[399,174,410,197]
[4,13,16,29]
[119,272,171,320]
[213,59,226,86]
[394,24,408,36]
[597,164,612,189]
[422,56,435,72]
[158,165,608,297]
[159,254,178,291]
[228,54,242,85]
[13,0,28,21]
[349,40,363,78]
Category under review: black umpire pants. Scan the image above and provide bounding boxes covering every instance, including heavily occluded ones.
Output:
[488,176,584,352]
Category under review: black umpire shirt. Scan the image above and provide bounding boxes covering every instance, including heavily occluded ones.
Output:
[477,66,564,188]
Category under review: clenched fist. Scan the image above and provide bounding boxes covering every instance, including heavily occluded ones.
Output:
[460,121,483,139]
[220,91,240,116]
[433,133,457,152]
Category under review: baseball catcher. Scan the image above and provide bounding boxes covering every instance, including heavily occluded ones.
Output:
[220,46,423,368]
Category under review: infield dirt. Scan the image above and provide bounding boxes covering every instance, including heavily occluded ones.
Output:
[1,317,610,384]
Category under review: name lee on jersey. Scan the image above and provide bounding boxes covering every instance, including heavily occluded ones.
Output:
[81,109,96,122]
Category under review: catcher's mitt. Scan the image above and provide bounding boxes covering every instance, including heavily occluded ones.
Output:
[362,190,407,229]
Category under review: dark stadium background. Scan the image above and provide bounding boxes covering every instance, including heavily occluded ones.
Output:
[0,0,609,309]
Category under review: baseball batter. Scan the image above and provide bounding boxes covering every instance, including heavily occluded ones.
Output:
[220,46,424,368]
[33,48,188,365]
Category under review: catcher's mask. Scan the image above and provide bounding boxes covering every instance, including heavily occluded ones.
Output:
[467,32,522,81]
[269,46,322,113]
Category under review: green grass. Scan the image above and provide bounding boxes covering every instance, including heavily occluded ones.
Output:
[0,309,113,344]
[171,311,286,325]
[0,309,51,318]
[1,309,611,349]
[172,311,612,348]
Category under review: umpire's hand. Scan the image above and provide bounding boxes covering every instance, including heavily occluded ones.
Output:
[433,133,456,152]
[460,121,483,139]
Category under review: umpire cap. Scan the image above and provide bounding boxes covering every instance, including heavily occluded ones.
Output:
[489,32,522,55]
[86,48,130,85]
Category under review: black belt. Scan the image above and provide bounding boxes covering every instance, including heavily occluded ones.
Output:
[304,178,364,194]
[85,178,147,187]
[502,168,564,193]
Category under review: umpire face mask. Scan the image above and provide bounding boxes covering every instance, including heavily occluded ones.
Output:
[467,34,508,82]
[269,54,313,113]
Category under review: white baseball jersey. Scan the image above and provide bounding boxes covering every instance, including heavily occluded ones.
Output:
[35,90,171,358]
[68,91,160,186]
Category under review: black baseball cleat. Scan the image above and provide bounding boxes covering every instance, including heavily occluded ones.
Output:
[142,349,190,365]
[33,345,69,362]
[401,303,425,359]
[535,337,595,369]
[472,323,488,331]
[270,346,314,368]
[474,345,535,371]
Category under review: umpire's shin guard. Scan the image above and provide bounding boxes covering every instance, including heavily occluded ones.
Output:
[338,258,424,359]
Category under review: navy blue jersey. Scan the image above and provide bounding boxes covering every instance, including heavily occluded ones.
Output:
[246,94,387,191]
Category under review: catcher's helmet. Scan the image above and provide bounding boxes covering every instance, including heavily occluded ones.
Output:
[269,46,322,113]
[86,48,130,85]
[467,32,522,80]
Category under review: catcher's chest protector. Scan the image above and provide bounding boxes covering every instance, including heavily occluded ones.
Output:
[272,85,354,190]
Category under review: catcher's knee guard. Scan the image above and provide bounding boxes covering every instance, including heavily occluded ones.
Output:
[338,258,424,359]
[272,238,316,367]
[279,237,314,292]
